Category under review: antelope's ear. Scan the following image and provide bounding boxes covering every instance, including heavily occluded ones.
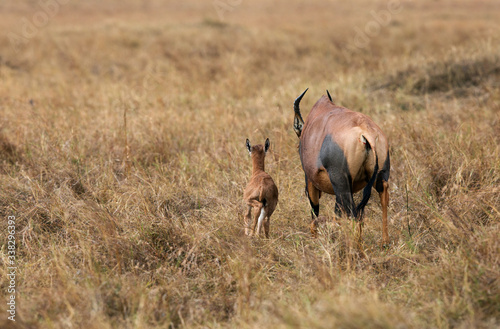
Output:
[293,114,304,138]
[265,138,270,153]
[246,139,251,155]
[293,88,308,138]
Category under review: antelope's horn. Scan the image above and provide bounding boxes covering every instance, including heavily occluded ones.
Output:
[326,90,333,102]
[294,88,308,121]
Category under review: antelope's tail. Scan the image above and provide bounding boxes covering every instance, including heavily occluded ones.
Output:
[257,208,266,232]
[258,187,267,231]
[356,134,379,219]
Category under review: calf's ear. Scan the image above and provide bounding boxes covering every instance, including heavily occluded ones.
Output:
[265,138,270,153]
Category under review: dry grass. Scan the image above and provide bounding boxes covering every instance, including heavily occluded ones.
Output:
[0,0,499,328]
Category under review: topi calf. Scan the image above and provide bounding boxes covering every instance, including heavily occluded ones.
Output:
[243,138,279,238]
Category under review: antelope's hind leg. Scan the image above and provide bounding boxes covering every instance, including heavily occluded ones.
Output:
[244,205,252,236]
[263,216,270,238]
[306,179,321,236]
[375,151,391,247]
[263,200,277,238]
[378,180,390,247]
[251,204,263,237]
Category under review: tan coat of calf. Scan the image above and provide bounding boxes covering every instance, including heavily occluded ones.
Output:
[243,138,279,238]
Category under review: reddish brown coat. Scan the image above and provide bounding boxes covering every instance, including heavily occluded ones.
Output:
[294,91,390,245]
[300,96,389,195]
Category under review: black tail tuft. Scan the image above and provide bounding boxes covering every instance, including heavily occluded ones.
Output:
[356,154,379,220]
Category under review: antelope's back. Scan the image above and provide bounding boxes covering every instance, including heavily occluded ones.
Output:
[299,96,389,187]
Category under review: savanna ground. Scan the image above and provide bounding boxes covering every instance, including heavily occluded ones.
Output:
[1,0,499,328]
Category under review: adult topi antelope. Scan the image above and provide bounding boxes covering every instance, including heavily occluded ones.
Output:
[293,88,390,245]
[243,138,279,238]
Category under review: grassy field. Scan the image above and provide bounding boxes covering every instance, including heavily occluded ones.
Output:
[1,0,499,328]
